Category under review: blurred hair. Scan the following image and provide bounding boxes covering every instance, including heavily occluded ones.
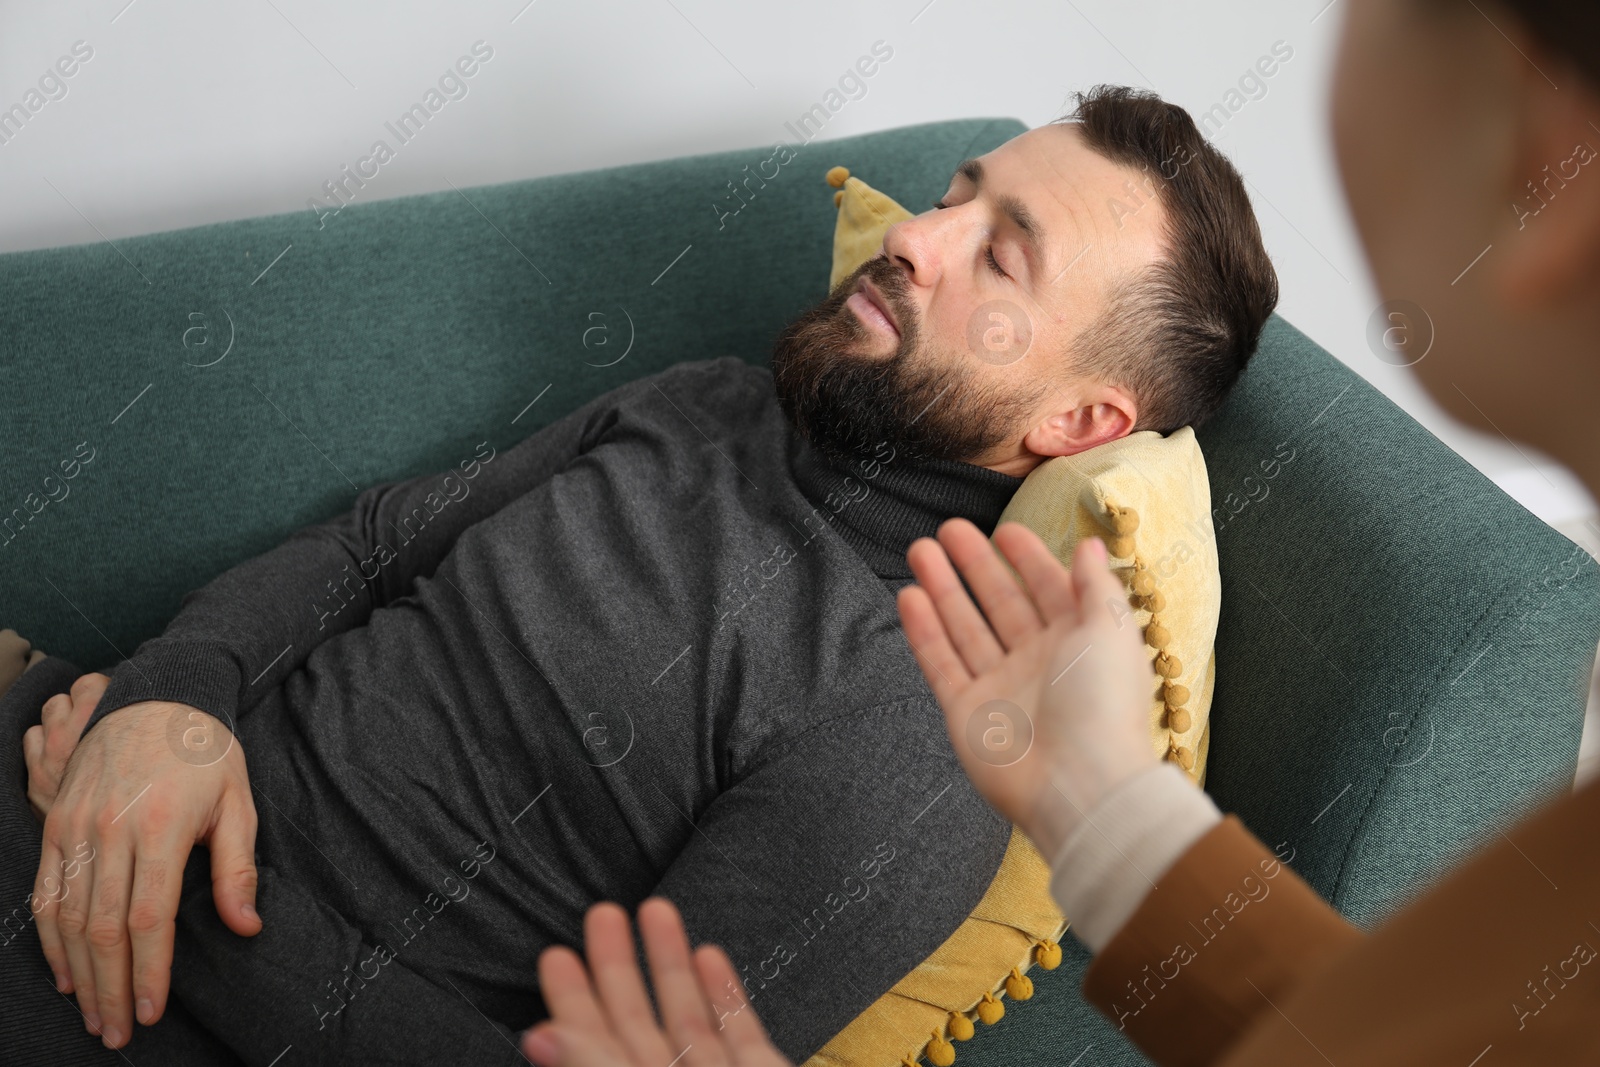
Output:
[1447,0,1599,86]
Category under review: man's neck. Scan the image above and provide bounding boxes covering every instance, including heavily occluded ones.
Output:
[790,433,1025,581]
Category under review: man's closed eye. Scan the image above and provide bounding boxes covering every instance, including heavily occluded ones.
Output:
[932,199,1011,280]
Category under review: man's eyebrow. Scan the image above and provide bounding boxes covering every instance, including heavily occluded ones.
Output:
[952,158,1051,280]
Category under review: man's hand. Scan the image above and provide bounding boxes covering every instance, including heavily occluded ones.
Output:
[31,699,262,1050]
[522,898,791,1067]
[24,672,111,823]
[896,519,1161,856]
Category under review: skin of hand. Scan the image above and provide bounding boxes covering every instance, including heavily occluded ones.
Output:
[24,672,112,824]
[896,519,1161,859]
[0,627,45,694]
[31,698,262,1050]
[521,897,791,1067]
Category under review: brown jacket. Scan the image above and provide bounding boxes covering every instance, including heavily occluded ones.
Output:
[1084,777,1600,1065]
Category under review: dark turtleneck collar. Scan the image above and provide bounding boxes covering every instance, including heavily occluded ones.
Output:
[790,431,1027,581]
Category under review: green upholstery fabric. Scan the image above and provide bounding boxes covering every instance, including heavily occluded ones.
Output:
[3,118,1597,1067]
[0,116,1014,660]
[957,314,1600,1067]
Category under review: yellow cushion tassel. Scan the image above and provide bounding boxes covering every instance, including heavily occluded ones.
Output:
[1005,967,1034,1001]
[925,1027,956,1066]
[977,991,1005,1025]
[947,1011,975,1041]
[1035,938,1062,969]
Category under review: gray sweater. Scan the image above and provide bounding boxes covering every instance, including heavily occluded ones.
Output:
[89,356,1021,1065]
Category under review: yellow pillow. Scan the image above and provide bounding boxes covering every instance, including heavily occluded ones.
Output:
[826,166,914,291]
[803,168,1221,1067]
[999,432,1220,783]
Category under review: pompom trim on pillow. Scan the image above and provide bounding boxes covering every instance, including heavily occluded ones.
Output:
[802,827,1070,1067]
[1099,503,1198,774]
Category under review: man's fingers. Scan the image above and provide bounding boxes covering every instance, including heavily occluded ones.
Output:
[128,843,181,1027]
[23,723,45,772]
[66,674,109,736]
[31,838,73,993]
[84,846,135,1047]
[934,519,1045,652]
[40,693,72,742]
[40,691,88,783]
[23,725,51,821]
[207,797,262,937]
[54,833,103,1034]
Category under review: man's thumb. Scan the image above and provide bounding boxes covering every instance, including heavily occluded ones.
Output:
[209,804,261,937]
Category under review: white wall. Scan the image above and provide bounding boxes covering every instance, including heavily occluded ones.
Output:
[2,0,1593,528]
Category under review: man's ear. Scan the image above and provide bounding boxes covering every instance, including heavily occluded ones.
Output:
[1021,383,1138,459]
[1491,56,1600,311]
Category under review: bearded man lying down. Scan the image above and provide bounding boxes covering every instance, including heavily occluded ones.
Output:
[0,84,1275,1065]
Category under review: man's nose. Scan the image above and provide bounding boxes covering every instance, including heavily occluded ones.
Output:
[880,212,945,288]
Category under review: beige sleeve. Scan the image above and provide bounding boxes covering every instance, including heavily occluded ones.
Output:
[1047,762,1223,952]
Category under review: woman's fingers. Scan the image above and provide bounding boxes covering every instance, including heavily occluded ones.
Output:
[637,898,727,1067]
[900,518,1088,690]
[692,944,788,1066]
[529,901,794,1067]
[933,520,1046,651]
[584,902,674,1066]
[895,583,973,703]
[532,944,634,1067]
[905,531,1006,677]
[537,943,611,1035]
[1066,537,1132,633]
[990,522,1082,624]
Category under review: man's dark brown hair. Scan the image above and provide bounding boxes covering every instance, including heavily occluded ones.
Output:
[1055,84,1279,433]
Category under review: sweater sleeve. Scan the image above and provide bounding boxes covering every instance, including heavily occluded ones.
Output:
[645,697,1012,1065]
[1047,762,1224,953]
[1079,814,1363,1067]
[86,376,640,740]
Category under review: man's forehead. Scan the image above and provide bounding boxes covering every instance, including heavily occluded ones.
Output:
[977,122,1114,192]
[963,121,1166,289]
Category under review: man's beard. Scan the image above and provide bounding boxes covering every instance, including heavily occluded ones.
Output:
[770,256,1045,468]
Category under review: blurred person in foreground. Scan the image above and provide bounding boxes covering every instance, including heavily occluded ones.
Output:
[519,0,1600,1064]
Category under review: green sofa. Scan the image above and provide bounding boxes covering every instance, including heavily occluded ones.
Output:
[3,117,1596,1066]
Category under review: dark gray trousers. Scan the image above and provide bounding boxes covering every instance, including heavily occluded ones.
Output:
[0,659,530,1067]
[0,655,238,1065]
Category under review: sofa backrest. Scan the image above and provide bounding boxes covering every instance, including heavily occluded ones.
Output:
[2,117,1594,934]
[1195,316,1597,923]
